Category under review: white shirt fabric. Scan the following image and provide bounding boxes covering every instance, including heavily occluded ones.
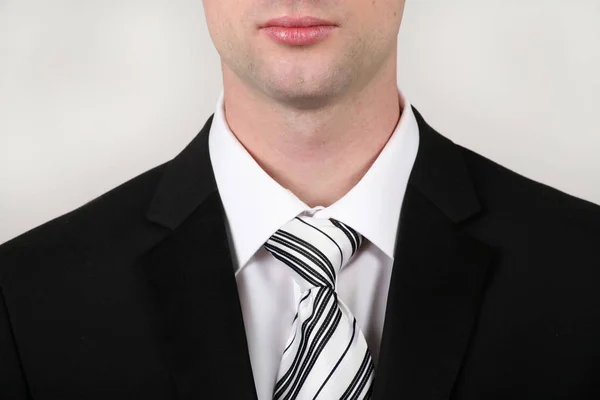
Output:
[208,87,420,400]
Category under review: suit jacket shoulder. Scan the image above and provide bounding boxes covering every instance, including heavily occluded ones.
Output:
[0,161,168,284]
[453,143,600,398]
[458,144,600,249]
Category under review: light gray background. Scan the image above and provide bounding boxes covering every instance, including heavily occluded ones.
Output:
[1,0,599,244]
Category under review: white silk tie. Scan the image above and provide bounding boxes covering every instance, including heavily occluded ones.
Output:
[264,216,375,400]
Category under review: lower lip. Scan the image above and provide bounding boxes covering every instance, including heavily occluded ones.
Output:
[261,26,337,46]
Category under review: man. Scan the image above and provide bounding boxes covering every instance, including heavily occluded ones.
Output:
[1,0,599,398]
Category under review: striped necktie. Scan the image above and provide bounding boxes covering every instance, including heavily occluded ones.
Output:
[264,216,375,400]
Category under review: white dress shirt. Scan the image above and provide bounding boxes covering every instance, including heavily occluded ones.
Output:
[208,88,420,400]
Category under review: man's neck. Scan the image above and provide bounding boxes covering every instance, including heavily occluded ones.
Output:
[221,65,402,208]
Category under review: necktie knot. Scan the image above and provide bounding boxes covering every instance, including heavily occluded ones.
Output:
[264,216,364,291]
[264,215,375,399]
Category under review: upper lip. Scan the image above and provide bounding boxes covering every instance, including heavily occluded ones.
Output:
[260,16,337,28]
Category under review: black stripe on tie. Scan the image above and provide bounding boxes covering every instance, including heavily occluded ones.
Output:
[276,230,336,283]
[363,381,374,400]
[295,217,345,268]
[342,220,363,254]
[264,243,328,287]
[339,349,371,400]
[277,290,338,400]
[349,359,374,400]
[268,235,332,287]
[330,219,357,256]
[274,289,333,399]
[275,289,330,397]
[291,290,313,325]
[346,222,362,250]
[288,307,343,399]
[283,290,313,355]
[312,317,358,400]
[272,231,336,286]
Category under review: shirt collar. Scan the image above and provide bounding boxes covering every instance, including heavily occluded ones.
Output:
[208,87,420,273]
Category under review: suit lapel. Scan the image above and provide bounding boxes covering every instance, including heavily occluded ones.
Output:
[372,108,495,399]
[142,116,258,399]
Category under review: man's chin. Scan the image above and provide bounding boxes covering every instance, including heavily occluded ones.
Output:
[262,82,342,110]
[269,91,337,110]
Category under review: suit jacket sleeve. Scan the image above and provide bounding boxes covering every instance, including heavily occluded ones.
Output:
[0,284,31,398]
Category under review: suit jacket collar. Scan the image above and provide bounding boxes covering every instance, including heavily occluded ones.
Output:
[370,108,493,399]
[146,114,218,230]
[143,106,494,399]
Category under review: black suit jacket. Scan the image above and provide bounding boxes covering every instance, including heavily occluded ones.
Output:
[1,107,599,399]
